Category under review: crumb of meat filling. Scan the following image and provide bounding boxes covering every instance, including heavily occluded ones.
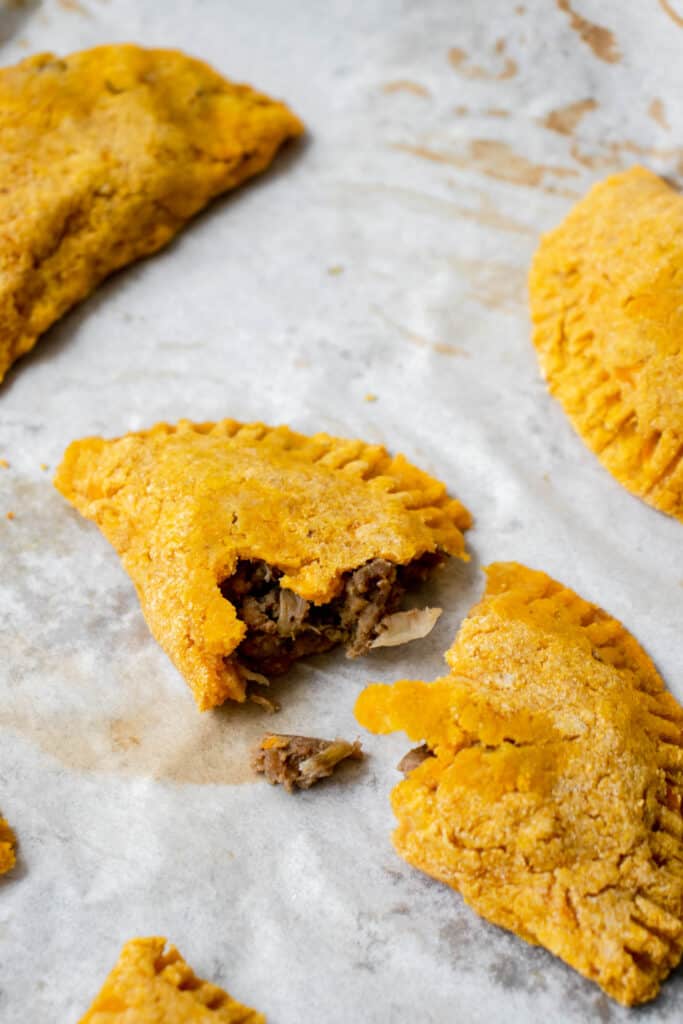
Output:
[223,552,444,678]
[252,734,364,791]
[396,744,434,776]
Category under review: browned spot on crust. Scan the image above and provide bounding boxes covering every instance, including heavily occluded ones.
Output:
[659,0,683,28]
[448,38,517,80]
[451,257,527,313]
[382,80,431,97]
[485,108,510,119]
[542,98,597,136]
[395,139,579,190]
[556,0,621,63]
[649,98,670,131]
[454,104,469,116]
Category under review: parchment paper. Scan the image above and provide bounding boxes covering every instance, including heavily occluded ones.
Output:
[1,1,682,1020]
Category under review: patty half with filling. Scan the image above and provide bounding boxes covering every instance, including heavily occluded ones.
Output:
[55,419,472,709]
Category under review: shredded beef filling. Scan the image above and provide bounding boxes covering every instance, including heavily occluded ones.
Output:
[252,734,364,792]
[397,744,435,776]
[221,553,443,676]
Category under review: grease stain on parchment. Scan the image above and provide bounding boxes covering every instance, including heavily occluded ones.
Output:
[541,98,597,136]
[438,185,534,234]
[453,106,511,120]
[450,257,527,313]
[649,98,670,131]
[569,137,683,173]
[0,635,267,785]
[659,0,683,28]
[341,181,534,235]
[556,0,621,63]
[449,38,517,80]
[382,80,431,97]
[373,306,468,357]
[0,697,265,786]
[394,139,579,194]
[58,0,89,12]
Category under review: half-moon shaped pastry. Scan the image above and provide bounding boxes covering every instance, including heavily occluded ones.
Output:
[356,562,683,1006]
[529,166,683,522]
[0,815,15,875]
[55,420,471,710]
[79,937,264,1023]
[0,45,302,381]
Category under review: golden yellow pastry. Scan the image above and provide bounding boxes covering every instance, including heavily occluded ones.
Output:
[0,816,16,875]
[356,562,683,1006]
[55,419,471,710]
[0,45,302,381]
[529,166,683,522]
[78,936,264,1023]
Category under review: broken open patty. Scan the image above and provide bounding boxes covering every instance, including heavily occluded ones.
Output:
[221,553,444,677]
[252,734,364,792]
[55,419,472,709]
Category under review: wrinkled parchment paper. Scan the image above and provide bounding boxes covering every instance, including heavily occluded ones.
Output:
[1,1,682,1020]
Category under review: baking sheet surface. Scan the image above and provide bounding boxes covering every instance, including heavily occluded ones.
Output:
[1,1,682,1020]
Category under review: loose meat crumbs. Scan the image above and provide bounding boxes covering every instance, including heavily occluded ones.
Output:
[252,734,364,792]
[397,744,434,776]
[221,553,443,677]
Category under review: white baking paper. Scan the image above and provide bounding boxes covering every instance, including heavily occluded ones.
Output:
[1,1,682,1020]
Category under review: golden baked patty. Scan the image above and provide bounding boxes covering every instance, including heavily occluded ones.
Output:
[55,419,471,710]
[357,562,683,1006]
[530,166,683,522]
[0,44,302,380]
